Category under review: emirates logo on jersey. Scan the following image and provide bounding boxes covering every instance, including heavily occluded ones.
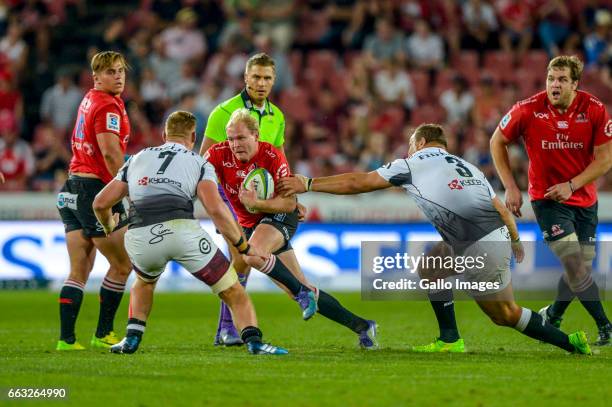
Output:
[138,176,149,186]
[448,179,463,190]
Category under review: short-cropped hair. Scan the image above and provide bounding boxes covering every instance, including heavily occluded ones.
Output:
[547,55,583,82]
[91,51,128,73]
[226,108,258,133]
[414,123,447,148]
[245,52,275,73]
[165,110,196,138]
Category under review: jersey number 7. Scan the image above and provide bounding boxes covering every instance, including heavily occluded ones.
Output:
[157,151,177,174]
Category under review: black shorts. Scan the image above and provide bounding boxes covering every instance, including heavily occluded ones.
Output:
[243,210,299,255]
[57,176,128,238]
[531,200,597,244]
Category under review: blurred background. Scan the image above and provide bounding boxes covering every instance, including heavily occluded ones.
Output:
[0,0,610,290]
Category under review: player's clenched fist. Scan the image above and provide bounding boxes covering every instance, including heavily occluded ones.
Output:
[278,175,310,197]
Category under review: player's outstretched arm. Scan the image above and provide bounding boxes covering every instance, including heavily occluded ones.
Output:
[93,179,129,236]
[491,195,524,263]
[490,127,523,217]
[278,171,391,197]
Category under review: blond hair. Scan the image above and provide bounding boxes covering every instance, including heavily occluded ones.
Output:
[91,51,128,73]
[245,52,275,74]
[547,55,584,82]
[226,108,259,133]
[165,111,196,138]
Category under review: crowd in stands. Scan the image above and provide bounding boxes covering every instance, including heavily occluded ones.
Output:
[0,0,611,193]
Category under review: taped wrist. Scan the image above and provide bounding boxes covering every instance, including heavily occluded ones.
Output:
[233,236,250,254]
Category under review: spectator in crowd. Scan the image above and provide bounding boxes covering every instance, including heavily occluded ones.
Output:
[461,0,498,51]
[0,20,28,74]
[373,57,416,116]
[358,131,388,172]
[439,75,474,125]
[31,124,70,191]
[253,0,296,52]
[472,75,502,132]
[345,55,372,107]
[496,0,533,62]
[363,17,405,68]
[148,34,181,91]
[39,69,82,137]
[537,0,573,57]
[167,62,199,101]
[319,0,358,51]
[96,18,127,54]
[583,10,610,69]
[0,123,34,191]
[406,19,445,72]
[0,69,22,132]
[160,7,206,63]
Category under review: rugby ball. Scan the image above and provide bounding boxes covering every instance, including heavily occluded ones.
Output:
[242,168,274,213]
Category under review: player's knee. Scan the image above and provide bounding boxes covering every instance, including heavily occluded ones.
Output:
[581,244,595,268]
[489,303,521,327]
[218,282,245,303]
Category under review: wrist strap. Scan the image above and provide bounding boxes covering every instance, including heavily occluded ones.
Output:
[568,180,575,193]
[306,177,313,191]
[511,236,520,243]
[233,236,249,254]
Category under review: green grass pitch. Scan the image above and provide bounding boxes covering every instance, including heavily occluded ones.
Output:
[0,291,610,407]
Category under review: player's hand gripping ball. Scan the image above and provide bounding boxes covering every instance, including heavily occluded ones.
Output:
[241,168,275,213]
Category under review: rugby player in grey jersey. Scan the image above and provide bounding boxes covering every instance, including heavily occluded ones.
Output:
[278,123,592,355]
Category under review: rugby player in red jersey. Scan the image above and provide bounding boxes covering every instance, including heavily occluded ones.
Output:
[55,51,133,350]
[491,55,612,345]
[205,108,377,349]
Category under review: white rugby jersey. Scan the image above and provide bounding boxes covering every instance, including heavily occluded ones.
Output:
[116,142,217,227]
[376,147,504,248]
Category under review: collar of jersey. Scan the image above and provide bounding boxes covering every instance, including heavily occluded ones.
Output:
[418,146,446,154]
[164,141,189,151]
[240,89,274,116]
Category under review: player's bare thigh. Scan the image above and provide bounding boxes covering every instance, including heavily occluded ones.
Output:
[92,225,132,282]
[65,229,97,283]
[249,224,314,290]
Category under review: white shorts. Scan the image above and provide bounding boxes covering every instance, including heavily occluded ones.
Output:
[460,226,512,296]
[125,219,237,294]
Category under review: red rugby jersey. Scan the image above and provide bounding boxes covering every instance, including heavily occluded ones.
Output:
[68,89,130,183]
[499,90,611,207]
[205,141,291,227]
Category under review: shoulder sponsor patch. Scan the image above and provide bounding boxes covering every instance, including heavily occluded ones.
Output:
[605,119,612,138]
[106,112,120,132]
[500,113,511,129]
